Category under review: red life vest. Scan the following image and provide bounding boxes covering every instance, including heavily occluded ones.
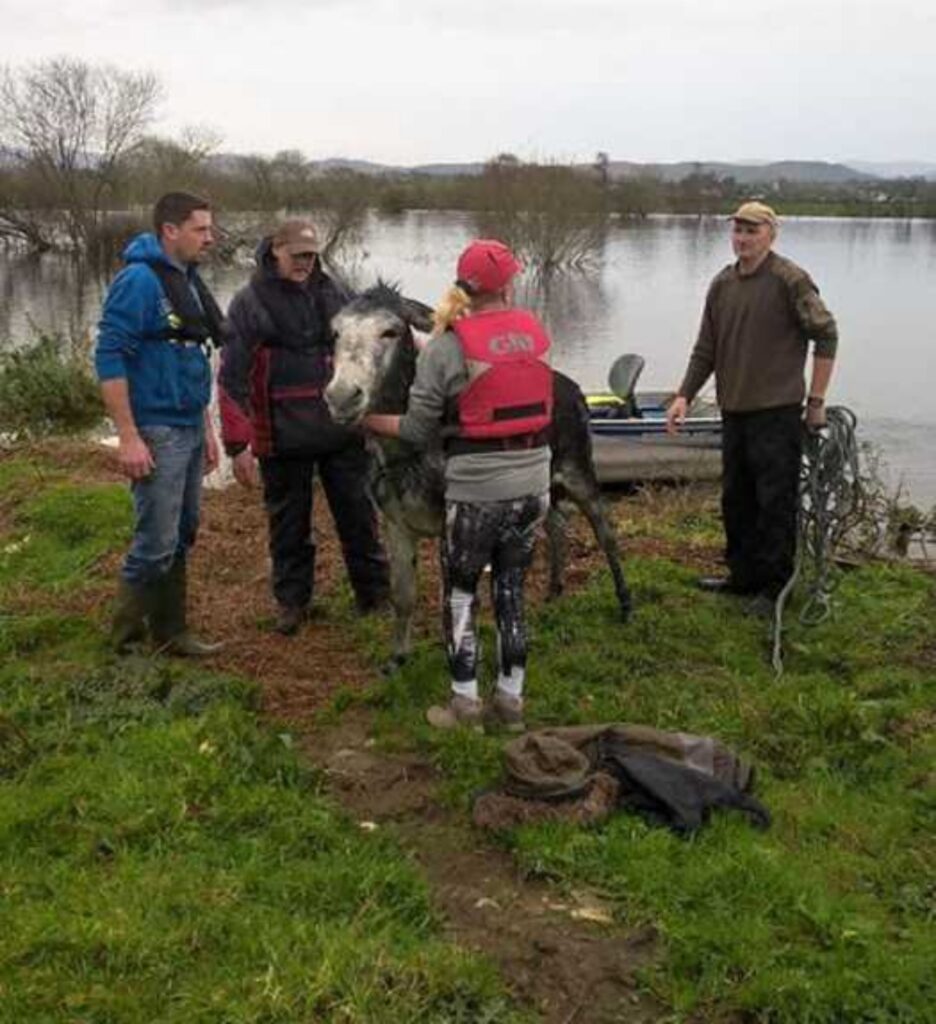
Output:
[451,308,553,448]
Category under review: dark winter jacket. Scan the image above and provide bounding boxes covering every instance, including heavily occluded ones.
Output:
[220,240,354,457]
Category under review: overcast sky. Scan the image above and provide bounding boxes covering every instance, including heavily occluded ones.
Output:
[4,0,934,165]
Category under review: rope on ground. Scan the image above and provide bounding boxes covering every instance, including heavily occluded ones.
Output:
[772,406,863,676]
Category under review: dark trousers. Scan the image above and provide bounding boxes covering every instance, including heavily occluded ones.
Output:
[441,494,548,687]
[259,445,389,611]
[721,405,802,598]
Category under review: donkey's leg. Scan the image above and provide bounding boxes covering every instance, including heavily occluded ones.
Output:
[562,464,632,621]
[383,515,419,672]
[545,501,568,600]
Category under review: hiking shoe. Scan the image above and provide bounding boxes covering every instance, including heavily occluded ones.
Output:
[274,604,307,636]
[355,591,389,617]
[426,695,483,731]
[743,593,776,619]
[486,692,526,734]
[697,576,755,595]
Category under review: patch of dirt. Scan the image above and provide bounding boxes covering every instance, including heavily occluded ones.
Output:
[308,711,663,1024]
[888,707,936,742]
[8,442,722,1022]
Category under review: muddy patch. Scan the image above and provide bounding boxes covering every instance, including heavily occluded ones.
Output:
[7,443,710,1022]
[308,711,663,1024]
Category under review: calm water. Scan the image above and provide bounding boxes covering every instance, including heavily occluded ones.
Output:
[2,212,934,505]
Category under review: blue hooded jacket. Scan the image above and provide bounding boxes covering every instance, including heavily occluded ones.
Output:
[95,233,212,428]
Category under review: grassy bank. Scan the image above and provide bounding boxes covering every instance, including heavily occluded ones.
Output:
[3,446,934,1022]
[0,453,523,1023]
[351,491,936,1022]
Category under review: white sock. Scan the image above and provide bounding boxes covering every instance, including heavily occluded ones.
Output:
[452,679,479,702]
[496,667,524,699]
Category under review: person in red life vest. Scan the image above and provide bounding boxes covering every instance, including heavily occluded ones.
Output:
[219,219,389,635]
[364,239,551,731]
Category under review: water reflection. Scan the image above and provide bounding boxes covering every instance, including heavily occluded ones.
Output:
[521,268,611,364]
[0,252,102,344]
[2,213,934,503]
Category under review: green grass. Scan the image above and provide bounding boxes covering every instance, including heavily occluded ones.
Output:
[4,447,934,1022]
[355,519,936,1022]
[1,664,519,1022]
[0,458,132,595]
[0,454,525,1024]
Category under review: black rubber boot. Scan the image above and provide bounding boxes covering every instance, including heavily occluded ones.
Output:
[274,603,306,636]
[110,579,150,654]
[150,559,223,657]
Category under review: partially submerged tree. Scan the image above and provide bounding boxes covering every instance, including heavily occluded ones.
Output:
[0,57,161,252]
[474,157,608,274]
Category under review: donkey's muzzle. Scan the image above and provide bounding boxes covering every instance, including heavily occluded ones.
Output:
[324,380,366,426]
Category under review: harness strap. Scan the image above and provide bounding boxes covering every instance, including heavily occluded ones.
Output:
[445,427,550,456]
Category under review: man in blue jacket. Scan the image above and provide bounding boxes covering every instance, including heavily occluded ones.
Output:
[96,192,223,655]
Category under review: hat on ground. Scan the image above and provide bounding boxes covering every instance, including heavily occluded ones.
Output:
[272,219,319,255]
[729,201,778,226]
[456,239,521,295]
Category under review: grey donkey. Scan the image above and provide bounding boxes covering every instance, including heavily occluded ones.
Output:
[324,283,632,669]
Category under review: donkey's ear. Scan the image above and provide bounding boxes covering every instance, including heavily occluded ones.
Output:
[400,298,434,334]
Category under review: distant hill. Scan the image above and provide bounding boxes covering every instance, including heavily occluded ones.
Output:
[192,153,933,184]
[606,160,876,184]
[349,158,877,184]
[410,162,485,177]
[312,158,406,176]
[845,160,936,181]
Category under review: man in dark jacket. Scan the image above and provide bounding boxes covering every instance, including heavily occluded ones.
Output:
[95,191,223,656]
[219,220,388,635]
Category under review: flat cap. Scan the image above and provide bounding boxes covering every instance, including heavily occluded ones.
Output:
[729,201,778,226]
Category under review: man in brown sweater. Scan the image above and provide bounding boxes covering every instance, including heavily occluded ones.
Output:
[666,201,838,601]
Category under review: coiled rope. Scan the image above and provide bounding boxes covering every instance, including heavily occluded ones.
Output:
[772,406,864,675]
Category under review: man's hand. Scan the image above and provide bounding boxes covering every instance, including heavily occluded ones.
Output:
[117,433,155,480]
[363,413,402,438]
[231,450,259,488]
[666,396,688,436]
[805,397,827,431]
[204,427,220,476]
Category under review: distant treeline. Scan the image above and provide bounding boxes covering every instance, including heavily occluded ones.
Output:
[2,58,934,267]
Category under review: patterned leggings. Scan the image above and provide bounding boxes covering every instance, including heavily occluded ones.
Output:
[441,494,549,693]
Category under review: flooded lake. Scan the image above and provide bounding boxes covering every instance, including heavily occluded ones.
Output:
[2,211,934,505]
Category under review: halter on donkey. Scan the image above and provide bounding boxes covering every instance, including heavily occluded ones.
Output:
[324,282,632,669]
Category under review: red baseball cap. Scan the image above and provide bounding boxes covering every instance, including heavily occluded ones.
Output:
[455,239,521,295]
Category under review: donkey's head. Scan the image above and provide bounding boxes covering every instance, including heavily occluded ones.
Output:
[326,282,434,425]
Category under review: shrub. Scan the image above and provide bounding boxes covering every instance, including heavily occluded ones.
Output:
[0,334,104,439]
[473,158,609,272]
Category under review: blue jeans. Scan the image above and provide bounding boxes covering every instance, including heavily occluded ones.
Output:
[122,423,205,585]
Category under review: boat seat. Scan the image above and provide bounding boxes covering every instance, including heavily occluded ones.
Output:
[607,354,645,418]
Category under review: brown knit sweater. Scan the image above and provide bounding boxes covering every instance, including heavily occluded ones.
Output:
[678,251,838,413]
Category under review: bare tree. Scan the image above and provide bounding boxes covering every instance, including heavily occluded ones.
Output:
[125,125,222,203]
[593,150,610,189]
[475,157,608,273]
[0,57,161,252]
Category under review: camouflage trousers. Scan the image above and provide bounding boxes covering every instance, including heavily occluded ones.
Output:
[441,494,549,692]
